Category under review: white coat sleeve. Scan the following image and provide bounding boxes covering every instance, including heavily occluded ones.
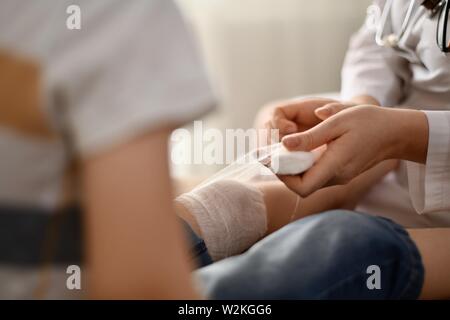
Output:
[407,111,450,214]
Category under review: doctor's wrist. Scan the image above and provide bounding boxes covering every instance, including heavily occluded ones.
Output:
[349,94,381,106]
[389,108,429,164]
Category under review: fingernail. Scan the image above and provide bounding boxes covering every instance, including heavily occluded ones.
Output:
[316,107,331,117]
[282,136,298,148]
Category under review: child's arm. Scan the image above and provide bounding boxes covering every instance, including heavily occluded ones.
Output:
[263,159,398,234]
[176,159,397,260]
[83,127,199,299]
[408,228,450,299]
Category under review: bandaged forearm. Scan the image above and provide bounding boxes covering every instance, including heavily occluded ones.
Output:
[175,179,267,261]
[174,143,321,261]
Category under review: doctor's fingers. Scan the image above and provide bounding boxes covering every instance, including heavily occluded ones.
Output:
[263,120,298,145]
[270,98,337,128]
[264,108,299,144]
[262,107,298,144]
[303,143,393,196]
[292,146,355,197]
[281,116,345,152]
[277,150,349,198]
[277,174,307,198]
[315,102,353,120]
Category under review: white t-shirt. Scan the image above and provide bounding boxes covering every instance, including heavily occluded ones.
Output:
[0,0,215,211]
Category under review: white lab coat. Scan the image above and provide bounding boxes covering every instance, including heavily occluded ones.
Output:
[341,0,450,227]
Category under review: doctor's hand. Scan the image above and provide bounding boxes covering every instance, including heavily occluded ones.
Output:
[255,97,354,145]
[279,105,429,197]
[255,95,379,145]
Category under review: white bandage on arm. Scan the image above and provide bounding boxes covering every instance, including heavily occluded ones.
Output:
[176,180,267,261]
[175,143,314,261]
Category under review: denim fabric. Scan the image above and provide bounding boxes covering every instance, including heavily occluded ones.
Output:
[181,219,213,268]
[190,210,424,299]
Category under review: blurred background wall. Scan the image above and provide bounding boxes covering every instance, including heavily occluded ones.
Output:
[173,0,372,178]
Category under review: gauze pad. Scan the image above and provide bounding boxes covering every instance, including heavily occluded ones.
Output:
[259,143,324,175]
[269,145,316,175]
[175,144,317,261]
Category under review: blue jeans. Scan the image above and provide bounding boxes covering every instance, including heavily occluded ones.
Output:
[184,210,424,299]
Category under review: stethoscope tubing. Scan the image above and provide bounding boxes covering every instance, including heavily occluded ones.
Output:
[376,0,446,48]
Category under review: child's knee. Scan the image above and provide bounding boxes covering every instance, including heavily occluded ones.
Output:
[304,210,410,256]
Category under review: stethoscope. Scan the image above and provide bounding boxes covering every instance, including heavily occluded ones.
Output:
[376,0,449,52]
